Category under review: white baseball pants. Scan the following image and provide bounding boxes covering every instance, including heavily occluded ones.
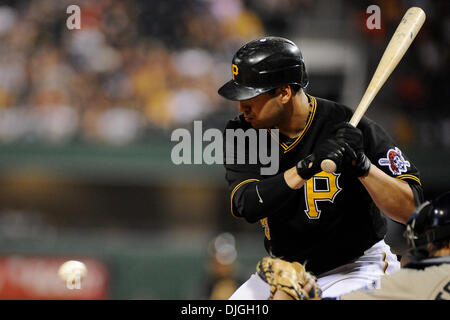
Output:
[228,239,400,299]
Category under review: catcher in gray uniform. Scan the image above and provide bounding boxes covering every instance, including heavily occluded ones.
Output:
[262,191,450,300]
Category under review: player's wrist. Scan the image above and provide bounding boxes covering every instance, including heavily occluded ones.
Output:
[285,167,305,189]
[354,152,371,177]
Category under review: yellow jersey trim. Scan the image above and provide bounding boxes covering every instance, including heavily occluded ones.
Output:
[283,95,316,153]
[267,94,317,153]
[268,95,317,153]
[267,128,288,149]
[396,174,421,186]
[230,178,260,218]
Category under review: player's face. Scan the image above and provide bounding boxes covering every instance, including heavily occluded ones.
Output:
[238,93,284,129]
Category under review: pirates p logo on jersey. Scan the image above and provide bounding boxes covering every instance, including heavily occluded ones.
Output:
[378,147,410,175]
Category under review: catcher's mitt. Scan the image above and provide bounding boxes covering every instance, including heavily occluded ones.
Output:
[256,257,322,300]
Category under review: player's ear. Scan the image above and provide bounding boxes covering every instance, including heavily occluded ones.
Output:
[277,86,292,104]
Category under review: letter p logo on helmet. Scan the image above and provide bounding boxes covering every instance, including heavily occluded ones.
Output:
[232,64,239,80]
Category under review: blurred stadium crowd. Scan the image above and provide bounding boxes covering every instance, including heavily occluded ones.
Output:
[0,0,267,146]
[0,0,447,147]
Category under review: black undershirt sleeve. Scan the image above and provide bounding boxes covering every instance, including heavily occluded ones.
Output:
[233,173,297,223]
[410,183,424,206]
[384,182,424,255]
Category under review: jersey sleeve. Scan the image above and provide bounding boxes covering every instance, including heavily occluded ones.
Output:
[223,119,297,222]
[223,119,262,219]
[225,165,261,220]
[359,116,423,196]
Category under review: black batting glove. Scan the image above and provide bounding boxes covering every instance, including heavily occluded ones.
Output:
[333,122,364,153]
[296,154,319,181]
[333,122,371,177]
[296,139,346,180]
[352,152,371,177]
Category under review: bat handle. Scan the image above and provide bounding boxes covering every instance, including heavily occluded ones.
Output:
[320,159,337,173]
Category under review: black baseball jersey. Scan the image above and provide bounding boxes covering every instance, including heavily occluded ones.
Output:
[223,95,423,275]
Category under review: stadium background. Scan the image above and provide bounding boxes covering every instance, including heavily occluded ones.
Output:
[0,0,448,299]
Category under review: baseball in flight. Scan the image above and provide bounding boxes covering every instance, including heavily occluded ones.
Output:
[58,260,87,283]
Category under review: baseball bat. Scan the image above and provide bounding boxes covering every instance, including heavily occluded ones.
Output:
[320,7,426,173]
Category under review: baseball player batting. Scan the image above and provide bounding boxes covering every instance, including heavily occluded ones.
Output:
[218,34,424,299]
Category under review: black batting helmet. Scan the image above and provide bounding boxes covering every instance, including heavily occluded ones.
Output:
[404,191,450,257]
[218,37,308,101]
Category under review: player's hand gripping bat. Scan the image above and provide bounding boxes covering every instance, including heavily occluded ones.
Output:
[320,7,426,173]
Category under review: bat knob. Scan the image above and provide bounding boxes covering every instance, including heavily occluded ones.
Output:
[321,159,337,173]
